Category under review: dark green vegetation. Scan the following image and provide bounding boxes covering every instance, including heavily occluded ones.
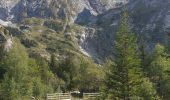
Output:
[0,18,103,99]
[102,12,170,100]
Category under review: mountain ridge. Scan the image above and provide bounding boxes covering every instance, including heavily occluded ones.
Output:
[0,0,170,62]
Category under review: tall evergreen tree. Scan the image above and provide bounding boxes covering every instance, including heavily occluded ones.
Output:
[138,37,152,76]
[149,44,170,99]
[103,11,159,100]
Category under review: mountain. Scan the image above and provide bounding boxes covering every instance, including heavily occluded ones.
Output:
[76,0,170,62]
[0,0,128,21]
[0,0,128,62]
[0,0,170,62]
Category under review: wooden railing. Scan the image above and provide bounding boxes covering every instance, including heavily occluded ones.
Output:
[47,92,100,100]
[83,93,100,100]
[46,93,71,100]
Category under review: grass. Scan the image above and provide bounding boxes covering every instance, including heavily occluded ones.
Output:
[14,18,90,61]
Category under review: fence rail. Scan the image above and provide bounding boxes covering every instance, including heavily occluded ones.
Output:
[47,93,71,100]
[47,93,100,100]
[83,93,100,100]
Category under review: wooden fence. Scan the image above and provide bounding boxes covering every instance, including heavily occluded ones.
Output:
[47,93,71,100]
[46,93,100,100]
[83,93,100,100]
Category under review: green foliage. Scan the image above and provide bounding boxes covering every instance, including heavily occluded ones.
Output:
[139,38,152,75]
[0,39,32,99]
[22,17,44,26]
[148,44,170,99]
[6,27,22,37]
[32,77,46,99]
[44,20,63,32]
[77,57,103,92]
[28,57,59,99]
[0,39,59,99]
[102,11,159,100]
[50,53,103,92]
[20,34,38,48]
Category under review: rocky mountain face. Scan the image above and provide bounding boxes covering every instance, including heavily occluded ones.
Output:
[0,25,13,52]
[79,0,170,62]
[0,0,170,62]
[0,0,128,22]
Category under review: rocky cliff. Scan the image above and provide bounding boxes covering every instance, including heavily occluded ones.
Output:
[79,0,170,62]
[0,0,128,21]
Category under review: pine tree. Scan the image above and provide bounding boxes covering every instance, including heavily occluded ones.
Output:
[139,37,150,74]
[149,44,170,99]
[103,11,159,100]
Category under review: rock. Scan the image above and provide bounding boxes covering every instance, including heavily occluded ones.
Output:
[0,0,128,22]
[80,0,170,61]
[0,26,13,52]
[4,38,13,52]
